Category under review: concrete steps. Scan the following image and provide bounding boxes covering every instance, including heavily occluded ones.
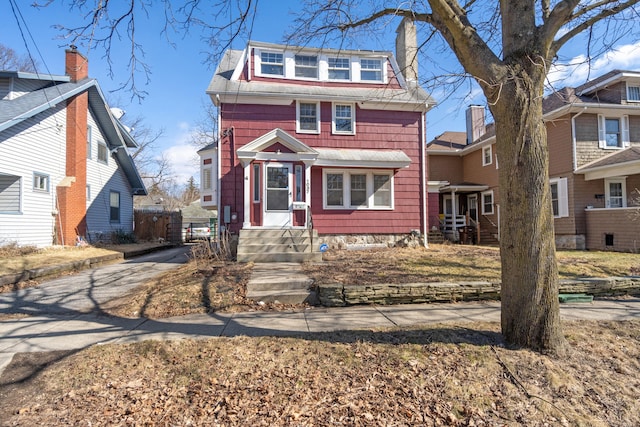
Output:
[237,228,323,263]
[246,262,317,304]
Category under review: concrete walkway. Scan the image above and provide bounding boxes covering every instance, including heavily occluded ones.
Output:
[2,298,640,375]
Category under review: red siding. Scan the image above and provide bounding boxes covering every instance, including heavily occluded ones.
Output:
[219,102,424,235]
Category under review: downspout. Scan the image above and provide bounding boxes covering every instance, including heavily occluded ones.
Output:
[421,110,428,248]
[571,107,587,171]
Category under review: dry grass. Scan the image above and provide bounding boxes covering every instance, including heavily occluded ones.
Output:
[304,245,640,286]
[1,320,638,426]
[0,246,119,276]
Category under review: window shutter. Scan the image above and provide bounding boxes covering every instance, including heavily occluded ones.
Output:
[558,177,569,218]
[597,114,606,148]
[622,115,630,148]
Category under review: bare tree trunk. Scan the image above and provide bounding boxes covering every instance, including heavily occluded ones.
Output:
[490,72,566,354]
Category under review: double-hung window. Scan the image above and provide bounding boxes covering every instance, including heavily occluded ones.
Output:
[297,101,320,133]
[323,170,393,209]
[482,145,492,166]
[333,103,355,134]
[598,115,630,149]
[549,177,568,218]
[260,51,284,76]
[294,55,318,78]
[627,84,640,102]
[481,190,494,215]
[97,142,108,164]
[328,57,350,80]
[360,58,383,82]
[109,191,120,223]
[0,174,21,213]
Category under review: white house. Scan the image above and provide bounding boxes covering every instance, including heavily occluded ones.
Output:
[0,47,146,247]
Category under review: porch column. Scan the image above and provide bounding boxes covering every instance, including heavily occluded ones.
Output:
[242,160,251,229]
[304,162,312,228]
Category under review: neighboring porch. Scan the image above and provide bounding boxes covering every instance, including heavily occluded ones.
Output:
[585,207,640,252]
[436,183,500,245]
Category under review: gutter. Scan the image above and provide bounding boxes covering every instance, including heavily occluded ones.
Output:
[571,107,588,171]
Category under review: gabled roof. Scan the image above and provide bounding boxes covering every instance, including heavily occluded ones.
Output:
[207,44,435,112]
[426,131,467,152]
[0,76,146,195]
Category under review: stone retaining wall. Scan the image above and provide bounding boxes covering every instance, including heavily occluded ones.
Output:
[317,277,640,307]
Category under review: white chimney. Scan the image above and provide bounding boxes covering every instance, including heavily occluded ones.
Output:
[395,17,418,82]
[466,105,485,144]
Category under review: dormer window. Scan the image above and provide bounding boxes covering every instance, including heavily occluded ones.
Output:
[260,51,284,76]
[328,57,350,80]
[627,84,640,102]
[360,58,383,81]
[295,55,318,79]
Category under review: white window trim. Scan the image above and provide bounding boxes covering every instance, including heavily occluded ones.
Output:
[481,190,494,215]
[97,141,109,164]
[549,177,569,218]
[605,177,627,208]
[626,83,640,102]
[332,102,356,135]
[327,56,351,81]
[597,114,630,149]
[293,54,319,79]
[87,125,92,159]
[33,172,50,193]
[109,190,121,223]
[322,169,394,210]
[296,100,321,134]
[482,145,493,166]
[359,57,386,83]
[255,49,284,77]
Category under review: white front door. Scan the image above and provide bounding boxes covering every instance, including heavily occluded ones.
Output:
[263,163,292,227]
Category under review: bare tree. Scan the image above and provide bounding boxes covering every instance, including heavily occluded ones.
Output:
[0,43,37,72]
[43,0,640,354]
[189,100,218,150]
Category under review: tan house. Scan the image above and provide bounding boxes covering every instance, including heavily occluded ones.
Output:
[428,70,640,252]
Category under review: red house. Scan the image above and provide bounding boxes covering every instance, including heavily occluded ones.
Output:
[202,19,435,261]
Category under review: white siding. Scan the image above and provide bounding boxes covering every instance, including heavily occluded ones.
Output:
[0,78,10,100]
[0,106,67,247]
[85,111,135,242]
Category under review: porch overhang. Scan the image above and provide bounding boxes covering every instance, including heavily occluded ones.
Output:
[574,146,640,181]
[314,148,411,169]
[439,184,488,193]
[236,128,319,166]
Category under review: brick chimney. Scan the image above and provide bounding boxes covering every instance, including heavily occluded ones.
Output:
[466,105,486,144]
[395,17,418,82]
[57,46,88,245]
[65,45,88,82]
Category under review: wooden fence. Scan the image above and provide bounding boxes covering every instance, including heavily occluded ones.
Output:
[134,210,183,243]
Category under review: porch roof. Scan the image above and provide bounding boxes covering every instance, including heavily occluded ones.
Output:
[314,148,411,169]
[575,146,640,180]
[439,183,488,193]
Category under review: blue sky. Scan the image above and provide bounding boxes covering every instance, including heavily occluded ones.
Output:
[3,1,640,186]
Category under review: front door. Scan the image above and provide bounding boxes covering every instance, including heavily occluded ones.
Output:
[263,163,292,227]
[468,195,478,223]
